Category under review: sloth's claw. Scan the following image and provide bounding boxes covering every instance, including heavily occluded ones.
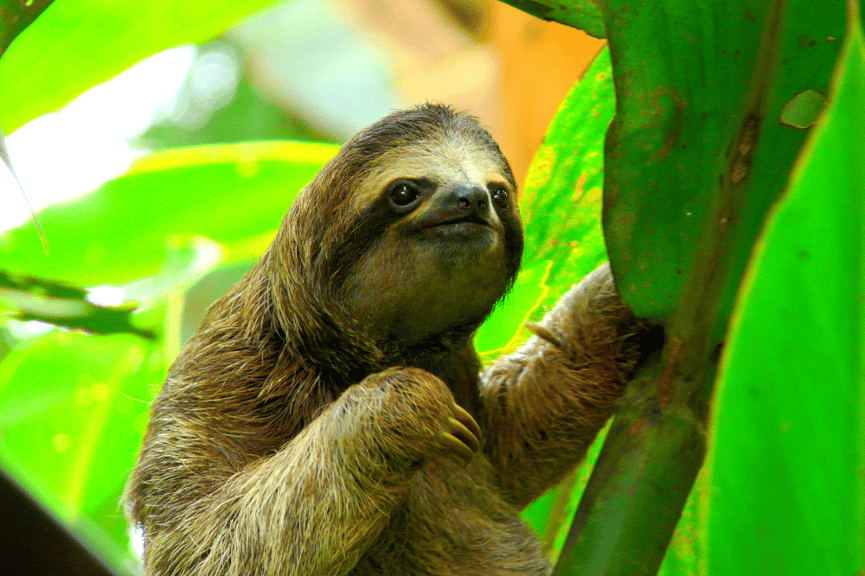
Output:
[451,403,482,445]
[447,416,481,454]
[435,403,481,463]
[437,430,475,463]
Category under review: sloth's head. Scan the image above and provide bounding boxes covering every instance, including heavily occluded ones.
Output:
[278,104,522,351]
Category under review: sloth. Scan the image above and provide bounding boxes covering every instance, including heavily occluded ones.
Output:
[125,104,656,576]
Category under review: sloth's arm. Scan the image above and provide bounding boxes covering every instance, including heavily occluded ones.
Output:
[479,264,654,509]
[137,368,478,576]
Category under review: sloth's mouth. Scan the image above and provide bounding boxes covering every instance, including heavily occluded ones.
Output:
[422,213,492,230]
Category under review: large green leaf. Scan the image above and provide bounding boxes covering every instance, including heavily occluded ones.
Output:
[0,0,286,136]
[603,0,845,320]
[478,48,614,361]
[0,142,337,287]
[521,48,613,282]
[704,10,864,573]
[549,0,848,574]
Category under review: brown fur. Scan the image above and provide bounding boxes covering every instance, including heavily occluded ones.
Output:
[125,104,654,576]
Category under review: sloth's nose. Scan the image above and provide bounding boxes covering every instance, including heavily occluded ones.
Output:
[455,185,489,214]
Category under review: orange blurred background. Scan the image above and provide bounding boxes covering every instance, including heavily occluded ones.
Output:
[240,0,605,187]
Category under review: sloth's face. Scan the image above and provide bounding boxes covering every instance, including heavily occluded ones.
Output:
[340,135,523,346]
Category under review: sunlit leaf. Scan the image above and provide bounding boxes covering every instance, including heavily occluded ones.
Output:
[0,331,164,572]
[521,47,612,289]
[0,141,337,286]
[0,0,287,135]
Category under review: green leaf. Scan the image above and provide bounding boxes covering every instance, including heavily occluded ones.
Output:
[475,260,552,360]
[554,0,848,574]
[0,271,153,338]
[478,48,614,363]
[521,47,613,284]
[602,0,845,320]
[497,0,606,39]
[0,0,285,135]
[0,141,337,287]
[0,331,164,572]
[704,9,865,573]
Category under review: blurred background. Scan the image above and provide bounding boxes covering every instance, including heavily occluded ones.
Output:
[2,0,604,231]
[0,1,606,574]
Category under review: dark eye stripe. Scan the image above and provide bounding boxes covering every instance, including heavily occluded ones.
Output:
[325,178,436,287]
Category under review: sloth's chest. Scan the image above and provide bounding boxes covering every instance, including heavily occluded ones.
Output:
[351,456,552,576]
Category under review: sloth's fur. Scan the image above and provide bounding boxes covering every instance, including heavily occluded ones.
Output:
[125,104,654,576]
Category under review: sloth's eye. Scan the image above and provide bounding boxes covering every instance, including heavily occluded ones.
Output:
[490,186,509,209]
[391,184,419,206]
[387,181,423,213]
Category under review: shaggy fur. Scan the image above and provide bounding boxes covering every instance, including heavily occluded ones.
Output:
[124,104,653,576]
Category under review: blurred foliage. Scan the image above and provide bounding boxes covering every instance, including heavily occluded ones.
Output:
[136,40,332,151]
[0,0,287,135]
[0,0,862,575]
[0,142,337,286]
[0,331,160,574]
[0,271,153,339]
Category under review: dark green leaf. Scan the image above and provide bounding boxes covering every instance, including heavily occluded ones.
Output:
[603,0,845,320]
[0,271,153,338]
[0,0,54,56]
[497,0,606,38]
